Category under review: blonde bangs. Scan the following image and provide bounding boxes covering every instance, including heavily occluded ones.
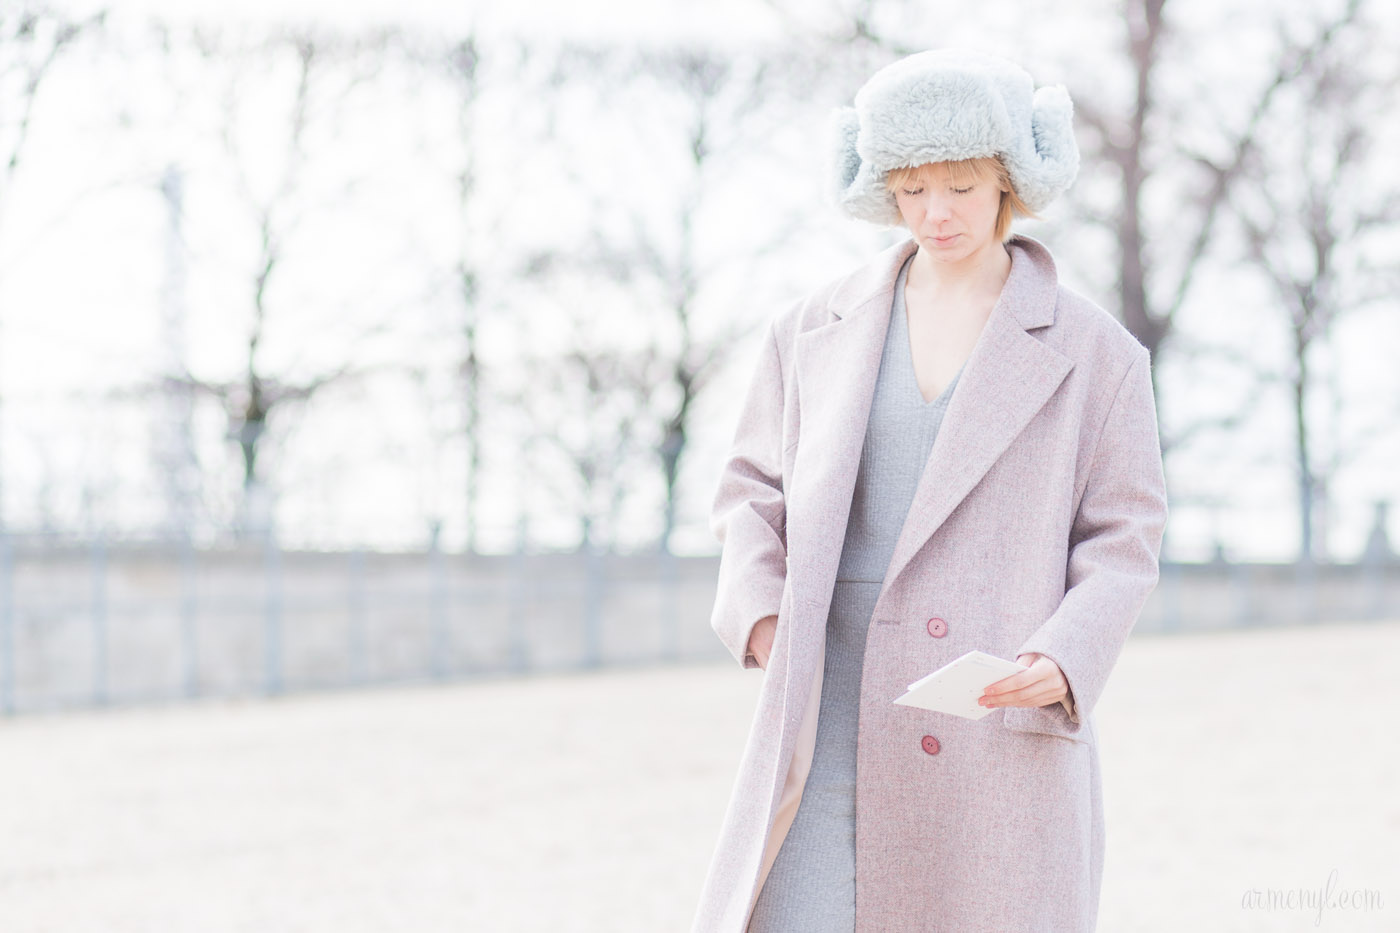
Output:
[884,155,1036,243]
[885,157,1001,193]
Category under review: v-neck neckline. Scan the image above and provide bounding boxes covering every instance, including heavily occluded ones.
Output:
[894,254,963,409]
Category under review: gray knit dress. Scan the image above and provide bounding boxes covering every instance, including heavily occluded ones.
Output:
[747,251,963,932]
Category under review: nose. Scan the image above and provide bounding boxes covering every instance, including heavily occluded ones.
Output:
[919,190,955,227]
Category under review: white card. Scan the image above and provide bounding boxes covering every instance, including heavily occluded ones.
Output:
[892,650,1030,720]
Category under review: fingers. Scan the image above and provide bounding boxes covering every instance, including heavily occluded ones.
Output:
[983,659,1041,695]
[979,655,1066,708]
[747,616,778,669]
[980,682,1059,708]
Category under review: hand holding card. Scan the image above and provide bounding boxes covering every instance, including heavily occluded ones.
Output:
[892,650,1030,720]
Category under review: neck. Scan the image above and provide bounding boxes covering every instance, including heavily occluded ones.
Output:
[907,238,1013,303]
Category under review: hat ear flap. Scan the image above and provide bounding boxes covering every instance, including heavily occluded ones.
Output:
[826,106,863,206]
[1027,85,1079,208]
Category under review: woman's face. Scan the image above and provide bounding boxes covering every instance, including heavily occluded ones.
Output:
[892,164,1004,263]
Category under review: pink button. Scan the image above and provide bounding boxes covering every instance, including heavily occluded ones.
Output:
[921,735,941,755]
[926,617,947,638]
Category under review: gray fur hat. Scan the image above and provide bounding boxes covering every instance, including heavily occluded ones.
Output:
[827,49,1079,226]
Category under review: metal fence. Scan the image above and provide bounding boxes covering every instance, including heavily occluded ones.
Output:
[1,532,1397,715]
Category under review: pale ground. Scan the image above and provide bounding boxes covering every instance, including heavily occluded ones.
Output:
[1,620,1397,932]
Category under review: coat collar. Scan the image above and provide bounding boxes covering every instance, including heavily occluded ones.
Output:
[829,234,1061,330]
[786,233,1073,623]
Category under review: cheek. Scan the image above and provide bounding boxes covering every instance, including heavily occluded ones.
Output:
[974,196,1000,229]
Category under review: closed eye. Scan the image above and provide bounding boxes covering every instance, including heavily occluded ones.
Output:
[901,185,974,195]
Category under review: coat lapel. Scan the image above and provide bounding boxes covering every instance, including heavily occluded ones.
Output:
[785,239,914,633]
[786,235,1073,635]
[881,236,1073,592]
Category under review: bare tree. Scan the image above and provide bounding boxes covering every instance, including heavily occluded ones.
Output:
[391,29,510,554]
[0,2,106,530]
[443,35,487,555]
[1077,0,1372,446]
[165,25,400,538]
[542,42,815,552]
[510,307,663,552]
[0,4,105,214]
[1222,6,1399,561]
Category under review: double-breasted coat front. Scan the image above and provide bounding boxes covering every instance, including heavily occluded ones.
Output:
[692,234,1168,933]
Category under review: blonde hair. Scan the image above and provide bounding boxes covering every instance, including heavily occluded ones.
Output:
[884,157,1035,243]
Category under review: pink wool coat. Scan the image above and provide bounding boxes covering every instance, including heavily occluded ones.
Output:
[692,234,1168,933]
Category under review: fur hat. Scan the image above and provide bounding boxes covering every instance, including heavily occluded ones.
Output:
[827,49,1079,226]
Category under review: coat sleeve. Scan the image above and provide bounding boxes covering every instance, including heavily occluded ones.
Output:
[709,317,790,669]
[1005,347,1168,740]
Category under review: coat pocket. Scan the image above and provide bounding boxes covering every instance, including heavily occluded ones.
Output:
[1000,703,1092,745]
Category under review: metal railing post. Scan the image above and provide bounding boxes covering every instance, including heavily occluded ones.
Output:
[582,544,602,668]
[348,548,367,685]
[264,530,283,695]
[180,535,199,699]
[1295,558,1318,625]
[507,517,529,673]
[91,532,108,707]
[661,547,679,662]
[429,536,449,680]
[0,530,13,715]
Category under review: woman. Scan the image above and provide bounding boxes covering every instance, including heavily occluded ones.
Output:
[692,50,1168,933]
